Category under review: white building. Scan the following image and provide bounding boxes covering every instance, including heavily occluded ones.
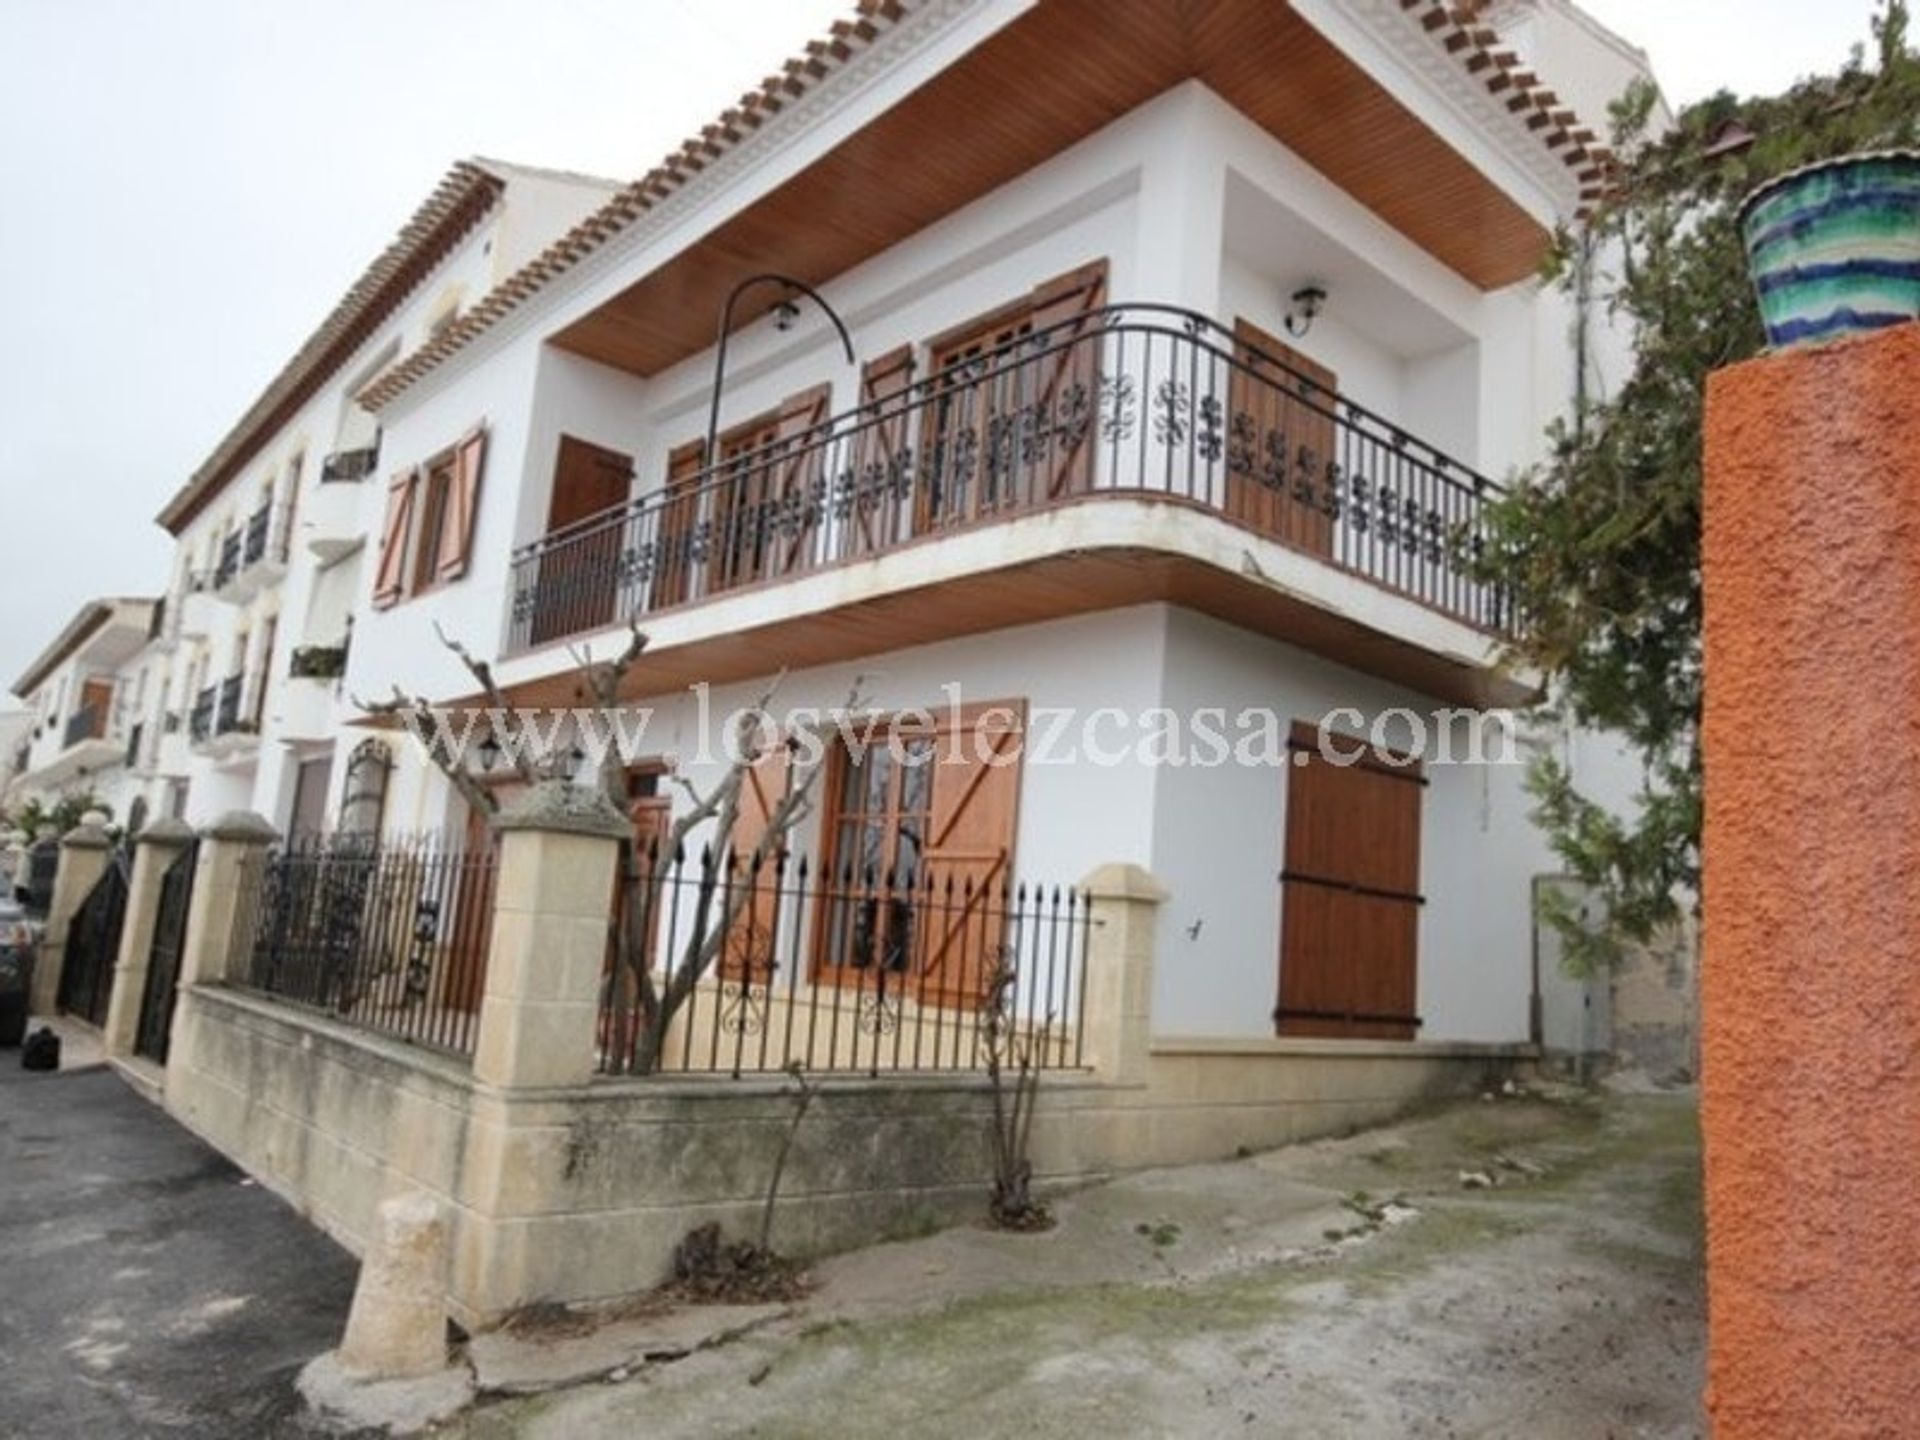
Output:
[276,0,1661,1049]
[138,158,619,835]
[6,597,160,825]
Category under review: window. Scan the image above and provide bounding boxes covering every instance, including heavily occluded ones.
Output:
[371,426,487,608]
[411,453,457,591]
[917,260,1108,531]
[813,700,1026,1006]
[653,385,832,609]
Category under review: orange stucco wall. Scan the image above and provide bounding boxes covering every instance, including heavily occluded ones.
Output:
[1701,321,1920,1437]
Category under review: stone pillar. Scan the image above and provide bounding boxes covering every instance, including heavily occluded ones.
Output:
[1079,863,1165,1086]
[471,781,627,1091]
[1701,321,1920,1435]
[102,818,196,1058]
[30,813,114,1016]
[175,811,278,992]
[336,1193,451,1379]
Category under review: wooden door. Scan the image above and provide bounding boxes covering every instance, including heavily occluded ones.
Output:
[710,385,832,593]
[533,435,632,644]
[1276,722,1422,1040]
[1229,317,1337,556]
[846,346,916,558]
[915,260,1106,531]
[79,677,114,739]
[652,440,706,610]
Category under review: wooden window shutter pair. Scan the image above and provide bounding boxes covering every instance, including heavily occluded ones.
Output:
[370,425,487,609]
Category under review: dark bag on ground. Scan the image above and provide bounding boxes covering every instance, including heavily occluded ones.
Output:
[21,1026,59,1072]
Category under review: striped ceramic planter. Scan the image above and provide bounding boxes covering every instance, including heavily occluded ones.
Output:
[1740,150,1920,349]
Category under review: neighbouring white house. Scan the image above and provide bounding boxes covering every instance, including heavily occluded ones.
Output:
[6,597,161,825]
[131,158,620,838]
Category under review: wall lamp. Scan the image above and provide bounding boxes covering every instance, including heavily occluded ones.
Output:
[1284,284,1328,339]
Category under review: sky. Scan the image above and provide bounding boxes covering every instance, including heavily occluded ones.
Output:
[0,0,1890,699]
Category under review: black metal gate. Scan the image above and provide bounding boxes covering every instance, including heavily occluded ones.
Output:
[55,849,130,1028]
[134,840,199,1064]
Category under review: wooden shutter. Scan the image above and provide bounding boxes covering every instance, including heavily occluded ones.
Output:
[720,739,791,982]
[770,384,832,577]
[653,440,706,610]
[371,469,418,609]
[919,700,1025,1006]
[1230,317,1337,557]
[534,436,633,644]
[848,346,916,557]
[1277,721,1423,1040]
[435,427,487,582]
[1025,260,1108,499]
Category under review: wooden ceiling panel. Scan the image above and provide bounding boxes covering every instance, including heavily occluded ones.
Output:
[552,0,1549,377]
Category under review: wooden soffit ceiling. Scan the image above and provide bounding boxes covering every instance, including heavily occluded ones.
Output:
[552,0,1553,379]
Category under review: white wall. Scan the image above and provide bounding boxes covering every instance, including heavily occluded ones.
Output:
[1151,607,1553,1043]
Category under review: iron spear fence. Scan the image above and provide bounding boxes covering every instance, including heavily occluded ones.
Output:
[236,832,497,1060]
[598,843,1093,1080]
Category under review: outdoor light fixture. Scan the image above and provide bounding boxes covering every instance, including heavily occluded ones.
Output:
[1284,284,1328,338]
[477,732,501,772]
[706,273,856,475]
[773,298,802,332]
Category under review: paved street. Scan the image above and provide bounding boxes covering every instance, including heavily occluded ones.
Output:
[0,1046,357,1439]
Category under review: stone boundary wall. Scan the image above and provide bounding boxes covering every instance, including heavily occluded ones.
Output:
[166,984,1523,1324]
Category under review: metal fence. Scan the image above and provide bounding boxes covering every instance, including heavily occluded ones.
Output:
[55,850,130,1028]
[237,832,497,1059]
[598,844,1093,1080]
[133,839,198,1065]
[509,302,1510,653]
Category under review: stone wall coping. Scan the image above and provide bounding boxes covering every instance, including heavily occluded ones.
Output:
[492,780,629,839]
[1079,861,1168,903]
[59,820,113,850]
[200,811,281,843]
[1150,1036,1539,1061]
[136,817,197,847]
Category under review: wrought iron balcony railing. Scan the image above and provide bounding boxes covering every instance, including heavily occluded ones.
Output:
[320,442,380,483]
[62,703,106,750]
[214,532,243,592]
[507,304,1512,655]
[188,687,217,744]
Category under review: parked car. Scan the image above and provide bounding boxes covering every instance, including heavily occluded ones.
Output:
[0,896,39,1047]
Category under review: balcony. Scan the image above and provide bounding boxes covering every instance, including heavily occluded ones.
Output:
[190,674,260,760]
[277,640,349,740]
[506,305,1516,702]
[155,574,214,653]
[213,504,293,602]
[62,703,107,750]
[305,444,380,562]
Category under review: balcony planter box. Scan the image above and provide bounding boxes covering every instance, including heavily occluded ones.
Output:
[1740,150,1920,349]
[289,644,349,680]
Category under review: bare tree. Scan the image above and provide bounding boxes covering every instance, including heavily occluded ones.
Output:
[980,953,1052,1230]
[363,619,861,1074]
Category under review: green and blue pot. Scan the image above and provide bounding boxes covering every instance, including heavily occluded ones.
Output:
[1739,150,1920,349]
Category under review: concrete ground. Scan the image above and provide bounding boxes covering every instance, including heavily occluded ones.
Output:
[457,1088,1703,1439]
[0,1026,359,1438]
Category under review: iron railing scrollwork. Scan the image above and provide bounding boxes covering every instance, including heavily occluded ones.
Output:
[509,303,1513,653]
[237,832,497,1060]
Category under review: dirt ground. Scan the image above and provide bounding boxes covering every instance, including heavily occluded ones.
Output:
[452,1089,1703,1440]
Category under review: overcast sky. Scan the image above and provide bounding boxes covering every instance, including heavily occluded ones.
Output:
[0,0,1887,699]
